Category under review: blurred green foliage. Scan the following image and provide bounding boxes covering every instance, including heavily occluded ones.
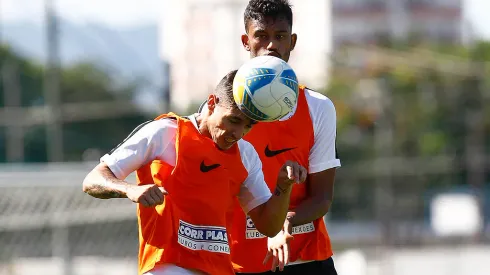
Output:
[324,40,490,221]
[327,41,490,163]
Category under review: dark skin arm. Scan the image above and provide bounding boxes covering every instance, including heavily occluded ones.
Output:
[263,167,336,271]
[285,167,336,227]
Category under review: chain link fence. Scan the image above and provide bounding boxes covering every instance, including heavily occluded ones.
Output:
[0,164,138,275]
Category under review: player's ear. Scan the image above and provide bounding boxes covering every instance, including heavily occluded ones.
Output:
[290,33,297,51]
[207,94,217,113]
[241,34,251,51]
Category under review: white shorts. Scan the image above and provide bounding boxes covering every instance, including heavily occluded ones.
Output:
[144,264,206,275]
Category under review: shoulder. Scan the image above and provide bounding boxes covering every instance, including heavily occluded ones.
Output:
[140,118,178,137]
[106,118,178,155]
[237,139,261,172]
[301,87,337,138]
[115,118,179,150]
[303,87,336,116]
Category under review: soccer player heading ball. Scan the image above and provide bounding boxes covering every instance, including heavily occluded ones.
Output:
[83,69,307,275]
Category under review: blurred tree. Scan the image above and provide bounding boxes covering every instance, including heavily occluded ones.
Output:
[0,44,153,163]
[328,41,490,161]
[324,40,490,221]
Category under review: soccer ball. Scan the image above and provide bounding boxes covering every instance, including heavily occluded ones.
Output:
[233,56,299,122]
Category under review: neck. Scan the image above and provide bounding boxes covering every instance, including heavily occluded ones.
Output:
[195,112,211,138]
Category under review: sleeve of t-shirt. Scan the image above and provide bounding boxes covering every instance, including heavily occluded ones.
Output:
[236,140,272,214]
[100,119,177,180]
[306,90,341,174]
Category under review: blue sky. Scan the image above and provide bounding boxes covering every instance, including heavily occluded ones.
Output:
[1,0,489,39]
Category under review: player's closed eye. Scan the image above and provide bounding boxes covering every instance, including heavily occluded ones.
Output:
[229,117,241,124]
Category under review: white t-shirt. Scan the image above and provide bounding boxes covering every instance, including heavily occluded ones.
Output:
[297,88,341,172]
[100,115,272,214]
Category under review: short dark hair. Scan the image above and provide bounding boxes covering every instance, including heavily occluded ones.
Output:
[214,70,238,109]
[244,0,293,31]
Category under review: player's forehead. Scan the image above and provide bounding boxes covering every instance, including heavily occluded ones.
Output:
[247,16,291,33]
[224,107,256,124]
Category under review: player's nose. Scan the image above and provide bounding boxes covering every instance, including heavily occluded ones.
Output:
[266,40,279,51]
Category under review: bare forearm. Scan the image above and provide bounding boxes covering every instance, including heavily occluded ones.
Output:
[287,196,332,226]
[287,169,336,226]
[255,184,293,237]
[82,164,131,199]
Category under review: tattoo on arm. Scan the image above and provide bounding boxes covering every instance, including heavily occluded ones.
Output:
[273,185,288,196]
[84,166,131,199]
[90,182,126,199]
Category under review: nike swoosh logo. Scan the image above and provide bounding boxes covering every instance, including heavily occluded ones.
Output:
[264,145,296,157]
[200,161,221,173]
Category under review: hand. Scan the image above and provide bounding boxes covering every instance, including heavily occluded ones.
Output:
[263,221,294,272]
[126,184,168,207]
[277,161,307,187]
